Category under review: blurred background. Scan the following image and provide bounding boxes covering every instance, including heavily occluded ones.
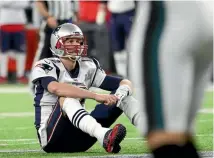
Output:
[0,0,212,85]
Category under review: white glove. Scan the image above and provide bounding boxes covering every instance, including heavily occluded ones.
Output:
[115,85,132,107]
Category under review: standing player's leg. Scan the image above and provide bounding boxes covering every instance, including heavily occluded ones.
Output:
[122,9,135,78]
[14,30,28,84]
[0,29,10,83]
[109,14,127,77]
[187,37,213,135]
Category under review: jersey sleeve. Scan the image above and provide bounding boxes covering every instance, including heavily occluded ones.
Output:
[31,59,59,83]
[91,58,106,87]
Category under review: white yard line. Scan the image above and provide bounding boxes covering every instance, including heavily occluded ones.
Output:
[0,127,34,131]
[0,87,30,93]
[0,108,213,118]
[206,85,214,92]
[0,134,212,143]
[0,112,34,117]
[198,119,213,122]
[199,108,213,114]
[61,151,214,158]
[0,142,38,146]
[0,149,41,153]
[0,118,211,131]
[0,151,211,158]
[0,139,37,142]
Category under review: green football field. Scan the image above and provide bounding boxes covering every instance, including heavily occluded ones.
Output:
[0,85,213,158]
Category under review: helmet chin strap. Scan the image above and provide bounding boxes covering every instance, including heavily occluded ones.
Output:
[63,49,82,61]
[61,54,80,61]
[68,56,80,61]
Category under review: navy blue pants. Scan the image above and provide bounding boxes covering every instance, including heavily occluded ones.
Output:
[109,9,135,52]
[41,101,122,153]
[0,30,26,53]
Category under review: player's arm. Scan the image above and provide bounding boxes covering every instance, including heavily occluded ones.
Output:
[35,1,51,19]
[35,1,58,28]
[32,60,96,100]
[34,76,118,105]
[47,80,96,99]
[71,0,79,23]
[99,76,133,106]
[96,0,108,25]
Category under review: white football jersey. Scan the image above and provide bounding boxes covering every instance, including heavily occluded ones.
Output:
[31,57,106,106]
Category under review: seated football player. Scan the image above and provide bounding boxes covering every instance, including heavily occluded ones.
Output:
[30,23,145,153]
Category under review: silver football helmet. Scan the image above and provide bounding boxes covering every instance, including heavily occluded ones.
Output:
[50,23,88,60]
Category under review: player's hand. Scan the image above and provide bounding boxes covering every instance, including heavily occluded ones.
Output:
[94,94,118,105]
[47,16,58,29]
[115,85,131,107]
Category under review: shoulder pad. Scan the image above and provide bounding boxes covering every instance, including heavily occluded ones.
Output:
[80,57,94,62]
[34,59,54,72]
[91,57,101,69]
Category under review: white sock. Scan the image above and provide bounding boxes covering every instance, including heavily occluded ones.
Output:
[8,51,16,60]
[114,50,127,77]
[0,53,8,77]
[62,98,109,145]
[117,96,147,135]
[16,53,26,78]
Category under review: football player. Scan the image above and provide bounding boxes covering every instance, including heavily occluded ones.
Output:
[128,1,213,158]
[30,23,144,153]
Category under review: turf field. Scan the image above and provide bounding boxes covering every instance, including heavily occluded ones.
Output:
[0,85,213,158]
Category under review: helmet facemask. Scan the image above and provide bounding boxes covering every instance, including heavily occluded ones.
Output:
[55,35,88,61]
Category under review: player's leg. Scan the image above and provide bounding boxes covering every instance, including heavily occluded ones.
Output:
[90,100,125,153]
[37,100,102,153]
[13,30,28,84]
[117,95,147,135]
[187,37,213,135]
[0,29,10,83]
[90,92,145,151]
[92,96,145,131]
[122,9,135,78]
[60,97,126,153]
[40,100,95,153]
[109,13,127,77]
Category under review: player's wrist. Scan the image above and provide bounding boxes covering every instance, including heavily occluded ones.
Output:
[117,85,132,96]
[45,15,53,20]
[90,92,97,100]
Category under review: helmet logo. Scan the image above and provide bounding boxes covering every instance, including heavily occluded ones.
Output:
[53,26,61,36]
[73,32,80,36]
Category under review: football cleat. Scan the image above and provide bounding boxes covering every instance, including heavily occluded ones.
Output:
[103,124,126,153]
